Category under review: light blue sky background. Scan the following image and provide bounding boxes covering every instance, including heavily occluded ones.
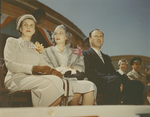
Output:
[38,0,150,57]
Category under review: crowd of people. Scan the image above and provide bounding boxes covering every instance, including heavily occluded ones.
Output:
[3,14,150,106]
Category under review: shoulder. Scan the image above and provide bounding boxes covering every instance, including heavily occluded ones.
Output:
[44,46,56,53]
[141,73,145,77]
[101,52,112,62]
[66,47,72,51]
[6,37,19,46]
[127,71,133,76]
[45,46,54,51]
[116,69,121,75]
[101,52,110,58]
[43,46,55,57]
[6,37,18,43]
[67,47,82,58]
[82,48,91,56]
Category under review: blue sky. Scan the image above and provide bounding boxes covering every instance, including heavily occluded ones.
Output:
[38,0,150,57]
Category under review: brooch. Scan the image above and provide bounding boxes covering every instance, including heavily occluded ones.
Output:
[34,41,44,54]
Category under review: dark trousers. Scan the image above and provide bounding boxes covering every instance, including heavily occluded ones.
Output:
[97,75,121,105]
[122,80,144,105]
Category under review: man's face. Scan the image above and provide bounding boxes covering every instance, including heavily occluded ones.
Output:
[89,30,104,50]
[131,61,141,72]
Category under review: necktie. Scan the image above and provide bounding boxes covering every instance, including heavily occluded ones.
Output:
[98,51,105,63]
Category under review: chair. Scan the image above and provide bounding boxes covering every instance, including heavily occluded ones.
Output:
[143,91,150,105]
[0,58,9,107]
[0,58,32,107]
[96,93,103,105]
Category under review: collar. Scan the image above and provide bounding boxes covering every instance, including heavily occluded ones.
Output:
[55,45,67,54]
[117,69,126,75]
[91,47,102,56]
[132,69,138,73]
[132,69,140,75]
[19,37,36,49]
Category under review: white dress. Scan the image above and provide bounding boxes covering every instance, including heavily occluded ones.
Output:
[43,46,97,104]
[4,37,64,107]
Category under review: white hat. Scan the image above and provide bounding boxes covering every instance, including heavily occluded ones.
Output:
[16,14,37,30]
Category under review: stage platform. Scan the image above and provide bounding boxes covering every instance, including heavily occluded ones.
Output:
[0,105,150,117]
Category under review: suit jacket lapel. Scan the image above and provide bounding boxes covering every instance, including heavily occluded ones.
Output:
[89,48,108,72]
[101,52,110,71]
[89,48,105,65]
[132,69,142,78]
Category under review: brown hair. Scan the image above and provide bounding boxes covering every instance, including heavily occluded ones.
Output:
[89,29,104,37]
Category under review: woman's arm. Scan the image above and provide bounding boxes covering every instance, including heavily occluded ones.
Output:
[4,38,33,74]
[42,48,55,68]
[70,53,85,72]
[64,66,78,71]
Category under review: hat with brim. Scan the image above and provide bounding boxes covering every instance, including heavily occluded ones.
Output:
[130,56,142,65]
[16,14,37,30]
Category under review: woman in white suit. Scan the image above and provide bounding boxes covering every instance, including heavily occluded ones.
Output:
[4,14,65,107]
[43,24,97,105]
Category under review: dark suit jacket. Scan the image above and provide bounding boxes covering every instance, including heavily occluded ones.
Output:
[82,47,119,86]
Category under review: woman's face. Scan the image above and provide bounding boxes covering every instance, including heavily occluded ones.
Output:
[20,19,35,38]
[119,61,127,72]
[54,27,67,45]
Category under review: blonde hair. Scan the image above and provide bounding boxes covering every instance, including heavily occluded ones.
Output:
[118,59,128,66]
[51,24,72,45]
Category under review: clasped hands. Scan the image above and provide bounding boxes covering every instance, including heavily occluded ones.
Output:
[32,66,62,78]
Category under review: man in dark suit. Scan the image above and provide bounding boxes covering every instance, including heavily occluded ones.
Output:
[82,29,121,105]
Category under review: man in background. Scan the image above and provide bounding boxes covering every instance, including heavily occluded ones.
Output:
[127,57,150,103]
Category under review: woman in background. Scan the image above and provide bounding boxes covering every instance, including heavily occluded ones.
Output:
[4,14,64,107]
[43,24,97,105]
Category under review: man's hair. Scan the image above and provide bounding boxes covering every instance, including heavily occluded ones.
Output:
[130,56,142,65]
[89,29,104,37]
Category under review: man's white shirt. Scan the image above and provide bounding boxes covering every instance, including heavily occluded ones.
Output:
[92,47,105,63]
